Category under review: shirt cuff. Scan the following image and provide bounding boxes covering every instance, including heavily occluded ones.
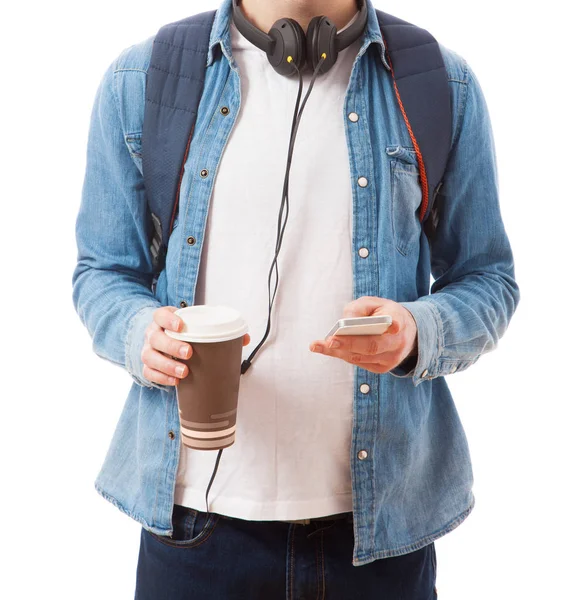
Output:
[392,299,443,386]
[389,352,418,378]
[125,304,171,391]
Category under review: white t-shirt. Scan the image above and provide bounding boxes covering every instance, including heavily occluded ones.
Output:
[174,14,362,521]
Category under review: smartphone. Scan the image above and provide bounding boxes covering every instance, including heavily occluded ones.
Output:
[325,315,393,338]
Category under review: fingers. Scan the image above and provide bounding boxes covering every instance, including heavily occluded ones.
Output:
[343,359,398,374]
[141,307,192,386]
[320,332,400,356]
[142,364,180,387]
[147,326,193,360]
[308,333,401,369]
[310,342,403,370]
[141,343,189,381]
[154,306,183,333]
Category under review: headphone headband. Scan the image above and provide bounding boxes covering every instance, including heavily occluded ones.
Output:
[231,0,368,75]
[231,0,275,54]
[335,1,368,52]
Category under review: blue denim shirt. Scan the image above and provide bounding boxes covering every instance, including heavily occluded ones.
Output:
[72,0,520,566]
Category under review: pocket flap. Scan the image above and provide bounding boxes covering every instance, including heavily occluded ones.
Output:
[386,145,418,169]
[125,132,142,158]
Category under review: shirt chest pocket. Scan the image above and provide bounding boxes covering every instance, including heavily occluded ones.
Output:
[387,145,423,257]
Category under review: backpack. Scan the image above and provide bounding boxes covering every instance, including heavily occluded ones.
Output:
[142,9,452,287]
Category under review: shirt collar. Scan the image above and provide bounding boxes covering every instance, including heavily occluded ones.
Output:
[206,0,390,71]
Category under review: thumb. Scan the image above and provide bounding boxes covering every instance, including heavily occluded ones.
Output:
[343,296,387,318]
[386,319,401,335]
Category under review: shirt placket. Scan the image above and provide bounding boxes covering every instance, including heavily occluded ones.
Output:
[174,66,241,308]
[343,53,381,559]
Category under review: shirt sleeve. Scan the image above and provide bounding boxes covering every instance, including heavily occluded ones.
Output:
[71,56,170,392]
[390,59,520,386]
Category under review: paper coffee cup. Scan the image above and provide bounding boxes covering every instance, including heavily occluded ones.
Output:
[165,305,248,450]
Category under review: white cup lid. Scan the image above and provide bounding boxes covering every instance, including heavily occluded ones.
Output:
[164,305,248,343]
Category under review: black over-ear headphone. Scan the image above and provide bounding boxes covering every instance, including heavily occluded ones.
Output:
[231,0,368,76]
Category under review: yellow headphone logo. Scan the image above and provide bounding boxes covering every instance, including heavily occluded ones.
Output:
[287,53,326,64]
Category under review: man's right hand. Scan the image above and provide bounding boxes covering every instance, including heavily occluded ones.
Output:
[141,306,251,386]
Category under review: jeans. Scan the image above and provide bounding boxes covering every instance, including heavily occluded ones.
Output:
[134,504,438,599]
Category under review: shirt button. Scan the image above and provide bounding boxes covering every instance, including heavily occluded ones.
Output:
[200,169,209,178]
[359,383,370,394]
[187,236,196,245]
[421,369,428,378]
[358,450,368,460]
[358,247,369,258]
[348,112,359,122]
[220,106,230,115]
[357,176,368,187]
[180,300,188,308]
[168,431,175,440]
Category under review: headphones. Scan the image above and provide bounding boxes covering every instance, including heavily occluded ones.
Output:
[231,0,368,76]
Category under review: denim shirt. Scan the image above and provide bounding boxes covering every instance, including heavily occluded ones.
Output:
[72,0,520,566]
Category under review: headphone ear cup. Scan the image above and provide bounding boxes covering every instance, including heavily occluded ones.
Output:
[286,18,307,71]
[267,18,306,76]
[306,16,323,72]
[306,15,337,74]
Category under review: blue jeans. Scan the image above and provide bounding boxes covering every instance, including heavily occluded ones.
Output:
[135,504,437,599]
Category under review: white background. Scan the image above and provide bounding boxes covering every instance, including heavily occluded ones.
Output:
[2,1,568,598]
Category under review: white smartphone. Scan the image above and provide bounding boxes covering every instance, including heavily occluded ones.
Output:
[325,315,393,338]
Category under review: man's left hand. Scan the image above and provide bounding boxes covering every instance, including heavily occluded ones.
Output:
[309,296,418,374]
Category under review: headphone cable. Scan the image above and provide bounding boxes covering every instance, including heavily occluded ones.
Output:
[205,53,327,516]
[240,53,327,374]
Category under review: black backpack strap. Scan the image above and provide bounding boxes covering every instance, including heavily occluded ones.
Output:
[143,10,216,278]
[143,8,451,280]
[376,10,452,231]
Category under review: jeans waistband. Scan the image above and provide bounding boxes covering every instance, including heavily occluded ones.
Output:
[279,512,353,526]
